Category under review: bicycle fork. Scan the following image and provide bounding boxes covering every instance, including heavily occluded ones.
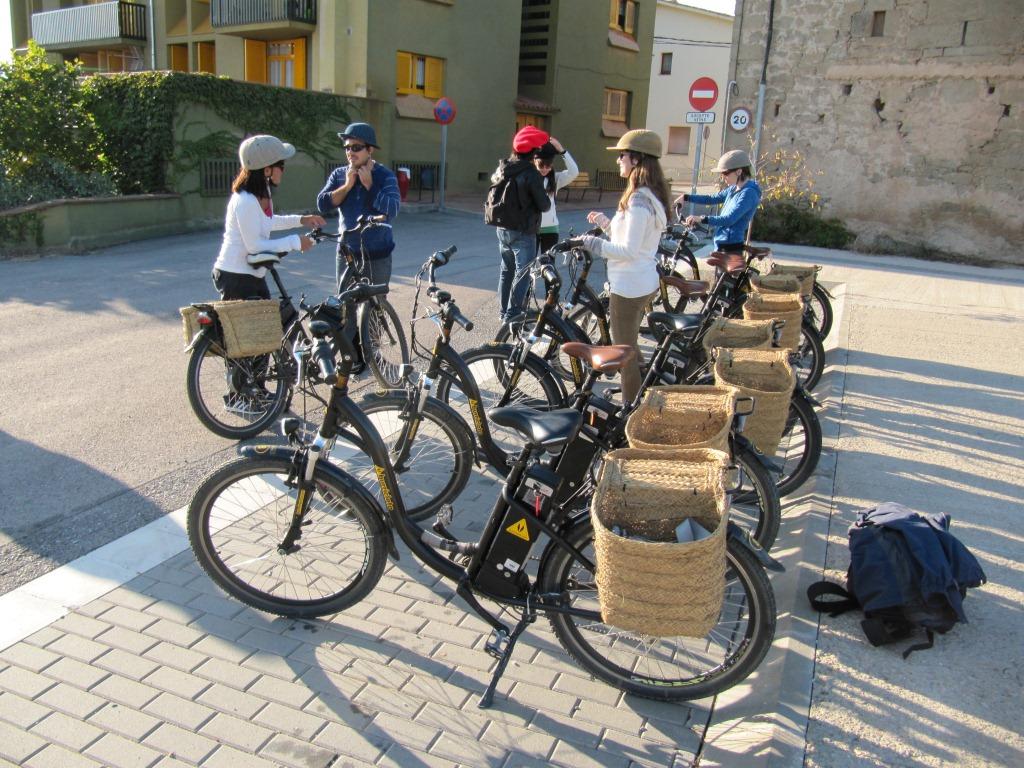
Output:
[278,436,330,553]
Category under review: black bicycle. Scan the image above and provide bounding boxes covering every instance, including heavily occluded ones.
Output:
[183,218,409,439]
[187,282,780,707]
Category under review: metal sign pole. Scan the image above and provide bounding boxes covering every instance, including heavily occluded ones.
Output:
[689,124,705,218]
[438,123,447,212]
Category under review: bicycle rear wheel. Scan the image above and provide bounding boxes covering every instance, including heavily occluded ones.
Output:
[538,516,776,701]
[360,298,409,388]
[187,456,387,617]
[186,333,290,440]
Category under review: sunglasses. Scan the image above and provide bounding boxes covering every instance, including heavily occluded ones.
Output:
[535,158,553,167]
[618,151,635,160]
[721,169,738,177]
[271,160,286,169]
[344,144,367,153]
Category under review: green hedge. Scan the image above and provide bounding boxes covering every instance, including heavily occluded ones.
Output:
[753,202,855,250]
[82,72,352,195]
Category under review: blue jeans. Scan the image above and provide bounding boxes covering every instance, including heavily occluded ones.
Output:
[496,228,538,322]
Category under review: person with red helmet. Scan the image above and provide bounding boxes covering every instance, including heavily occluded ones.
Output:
[484,126,551,324]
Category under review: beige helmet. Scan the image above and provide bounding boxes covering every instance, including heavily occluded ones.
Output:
[711,149,751,172]
[607,129,662,158]
[239,135,296,171]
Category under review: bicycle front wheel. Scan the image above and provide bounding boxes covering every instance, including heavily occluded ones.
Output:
[186,333,290,440]
[538,516,776,701]
[354,394,474,521]
[792,323,825,391]
[775,394,823,497]
[731,443,782,550]
[360,298,410,388]
[435,344,565,461]
[187,456,387,617]
[806,284,834,340]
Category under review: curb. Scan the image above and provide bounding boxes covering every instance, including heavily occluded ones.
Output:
[697,275,849,767]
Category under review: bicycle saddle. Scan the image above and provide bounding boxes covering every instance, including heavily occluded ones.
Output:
[560,342,635,374]
[646,311,702,335]
[487,406,583,452]
[706,252,746,273]
[247,252,283,269]
[661,274,709,298]
[743,245,772,259]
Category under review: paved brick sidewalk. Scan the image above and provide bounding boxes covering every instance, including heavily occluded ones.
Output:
[0,456,711,767]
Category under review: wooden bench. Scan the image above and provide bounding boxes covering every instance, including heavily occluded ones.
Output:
[597,170,628,202]
[558,172,598,201]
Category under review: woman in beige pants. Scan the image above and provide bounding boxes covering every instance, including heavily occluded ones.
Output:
[580,130,671,404]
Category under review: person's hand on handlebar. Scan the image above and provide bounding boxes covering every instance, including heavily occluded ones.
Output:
[298,215,326,252]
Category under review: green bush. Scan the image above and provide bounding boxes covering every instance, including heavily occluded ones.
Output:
[0,157,117,210]
[82,72,352,195]
[753,201,855,249]
[0,42,99,178]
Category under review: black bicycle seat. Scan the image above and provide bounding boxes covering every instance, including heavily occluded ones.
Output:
[647,311,702,335]
[487,406,582,452]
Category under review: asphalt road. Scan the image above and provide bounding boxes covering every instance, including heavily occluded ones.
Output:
[0,208,602,594]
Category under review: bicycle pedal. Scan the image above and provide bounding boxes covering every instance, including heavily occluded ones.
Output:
[484,628,511,660]
[433,503,454,529]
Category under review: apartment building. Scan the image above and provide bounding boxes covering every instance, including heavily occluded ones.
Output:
[2,0,657,193]
[646,0,733,184]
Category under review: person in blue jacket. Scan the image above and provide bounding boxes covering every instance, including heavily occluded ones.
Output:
[316,122,401,291]
[316,122,400,372]
[676,149,762,254]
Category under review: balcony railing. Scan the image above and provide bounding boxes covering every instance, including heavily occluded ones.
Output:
[212,1,317,28]
[31,1,147,49]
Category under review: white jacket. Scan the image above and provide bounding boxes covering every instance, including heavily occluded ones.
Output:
[214,191,304,278]
[595,186,665,299]
[538,151,580,231]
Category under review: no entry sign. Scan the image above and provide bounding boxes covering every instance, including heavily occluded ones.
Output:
[688,77,719,112]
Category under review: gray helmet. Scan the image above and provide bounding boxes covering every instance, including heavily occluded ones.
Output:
[712,149,751,172]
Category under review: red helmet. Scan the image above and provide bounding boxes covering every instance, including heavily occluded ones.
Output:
[512,126,550,154]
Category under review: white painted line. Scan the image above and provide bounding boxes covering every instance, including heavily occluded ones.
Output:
[692,89,716,98]
[0,505,190,652]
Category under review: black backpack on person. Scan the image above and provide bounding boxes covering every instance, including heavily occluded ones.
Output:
[808,502,986,658]
[483,159,529,230]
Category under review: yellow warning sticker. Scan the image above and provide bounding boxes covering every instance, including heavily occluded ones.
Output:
[506,518,531,542]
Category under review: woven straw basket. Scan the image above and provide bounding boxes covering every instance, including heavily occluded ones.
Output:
[769,263,819,296]
[180,306,203,348]
[714,349,795,456]
[179,300,282,358]
[591,447,729,637]
[700,317,776,355]
[742,292,803,350]
[750,273,804,296]
[625,385,738,453]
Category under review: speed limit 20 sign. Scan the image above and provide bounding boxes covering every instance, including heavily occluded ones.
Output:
[729,107,752,132]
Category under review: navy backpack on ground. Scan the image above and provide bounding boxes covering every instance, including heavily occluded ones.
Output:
[808,502,987,657]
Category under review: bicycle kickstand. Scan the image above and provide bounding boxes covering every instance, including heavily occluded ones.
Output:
[478,603,537,709]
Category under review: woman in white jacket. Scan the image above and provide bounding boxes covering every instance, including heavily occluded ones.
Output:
[212,135,324,300]
[534,137,579,254]
[581,130,670,404]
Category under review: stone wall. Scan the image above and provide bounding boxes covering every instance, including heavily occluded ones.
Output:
[726,0,1023,263]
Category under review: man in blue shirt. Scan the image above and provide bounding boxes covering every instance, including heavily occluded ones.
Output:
[316,122,401,291]
[677,149,762,254]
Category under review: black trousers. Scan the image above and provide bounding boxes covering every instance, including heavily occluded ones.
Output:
[212,269,270,300]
